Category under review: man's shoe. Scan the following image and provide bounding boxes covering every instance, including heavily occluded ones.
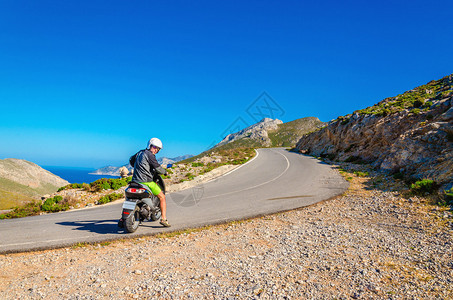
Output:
[160,219,171,227]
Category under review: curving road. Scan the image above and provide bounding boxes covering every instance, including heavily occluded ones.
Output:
[0,148,348,253]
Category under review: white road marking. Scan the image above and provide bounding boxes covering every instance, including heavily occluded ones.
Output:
[0,236,94,248]
[202,149,290,200]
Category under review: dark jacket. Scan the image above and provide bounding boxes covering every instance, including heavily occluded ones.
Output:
[130,149,167,183]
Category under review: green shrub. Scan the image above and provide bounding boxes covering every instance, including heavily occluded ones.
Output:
[339,116,350,125]
[59,177,132,192]
[111,180,123,190]
[58,183,85,192]
[41,198,56,211]
[393,172,404,180]
[0,201,41,219]
[444,188,453,205]
[200,163,217,175]
[89,177,131,192]
[446,129,453,142]
[410,179,437,195]
[354,74,452,117]
[380,108,391,117]
[413,99,424,108]
[231,158,249,165]
[82,183,90,191]
[423,101,433,108]
[353,171,369,177]
[97,193,123,205]
[192,162,204,167]
[320,153,336,160]
[41,195,68,212]
[344,156,367,164]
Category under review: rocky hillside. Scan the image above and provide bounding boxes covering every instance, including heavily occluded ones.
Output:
[296,74,453,188]
[268,117,325,147]
[0,159,69,209]
[214,117,325,149]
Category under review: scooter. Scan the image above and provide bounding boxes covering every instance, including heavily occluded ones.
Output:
[118,174,165,233]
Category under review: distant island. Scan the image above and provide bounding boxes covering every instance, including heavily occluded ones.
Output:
[90,155,194,176]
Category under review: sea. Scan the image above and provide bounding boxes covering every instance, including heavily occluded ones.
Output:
[43,166,119,184]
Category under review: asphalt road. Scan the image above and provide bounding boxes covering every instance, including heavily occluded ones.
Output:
[0,148,349,253]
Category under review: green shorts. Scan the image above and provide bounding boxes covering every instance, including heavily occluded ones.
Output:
[140,182,162,196]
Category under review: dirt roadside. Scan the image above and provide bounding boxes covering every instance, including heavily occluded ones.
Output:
[0,165,452,299]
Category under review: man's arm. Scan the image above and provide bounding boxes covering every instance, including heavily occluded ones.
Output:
[147,151,168,175]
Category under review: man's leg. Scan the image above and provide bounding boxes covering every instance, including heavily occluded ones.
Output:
[156,191,167,220]
[141,182,170,227]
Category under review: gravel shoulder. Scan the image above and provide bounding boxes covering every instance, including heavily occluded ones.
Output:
[0,166,452,299]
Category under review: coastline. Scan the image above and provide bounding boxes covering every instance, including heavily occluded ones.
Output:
[42,166,118,184]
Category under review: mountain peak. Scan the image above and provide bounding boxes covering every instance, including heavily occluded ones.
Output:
[213,117,325,149]
[216,118,283,148]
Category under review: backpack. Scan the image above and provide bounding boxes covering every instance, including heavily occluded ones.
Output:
[129,150,143,167]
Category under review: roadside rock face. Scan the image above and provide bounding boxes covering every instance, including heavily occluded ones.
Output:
[297,82,453,187]
[217,118,283,147]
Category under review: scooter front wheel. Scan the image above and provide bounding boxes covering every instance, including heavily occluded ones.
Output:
[150,207,162,221]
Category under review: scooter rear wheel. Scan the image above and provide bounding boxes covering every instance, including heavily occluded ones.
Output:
[124,206,140,233]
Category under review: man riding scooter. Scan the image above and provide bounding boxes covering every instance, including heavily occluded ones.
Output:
[129,138,171,227]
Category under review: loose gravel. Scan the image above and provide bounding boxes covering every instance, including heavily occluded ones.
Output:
[0,173,452,299]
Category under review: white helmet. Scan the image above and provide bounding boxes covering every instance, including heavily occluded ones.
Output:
[147,137,163,150]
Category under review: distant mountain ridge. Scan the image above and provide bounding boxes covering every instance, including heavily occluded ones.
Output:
[0,158,69,210]
[91,155,193,176]
[212,117,326,150]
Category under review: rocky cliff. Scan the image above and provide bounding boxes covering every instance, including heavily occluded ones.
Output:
[296,74,453,188]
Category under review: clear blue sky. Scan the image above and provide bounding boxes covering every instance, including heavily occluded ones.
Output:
[0,0,452,168]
